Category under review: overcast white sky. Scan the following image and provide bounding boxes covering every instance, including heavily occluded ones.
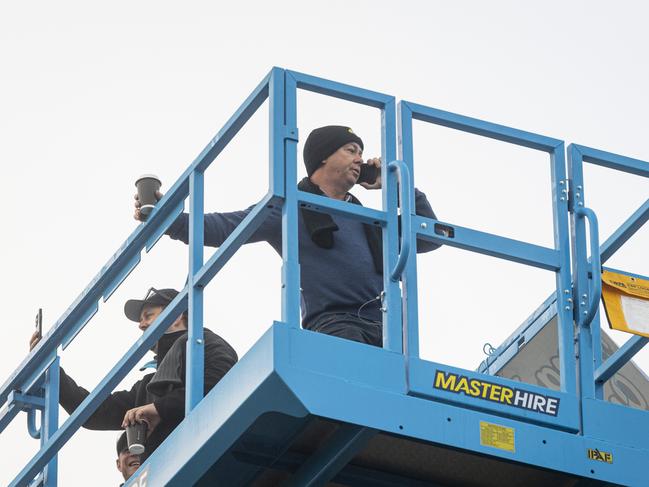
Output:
[1,1,649,485]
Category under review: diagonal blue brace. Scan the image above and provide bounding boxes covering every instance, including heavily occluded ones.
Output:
[282,424,377,487]
[8,390,45,410]
[0,388,44,436]
[595,335,649,384]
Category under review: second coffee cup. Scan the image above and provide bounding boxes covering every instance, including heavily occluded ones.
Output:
[135,174,161,221]
[125,421,147,455]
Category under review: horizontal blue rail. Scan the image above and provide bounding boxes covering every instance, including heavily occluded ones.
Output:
[288,70,393,108]
[403,101,564,151]
[296,191,387,226]
[413,215,561,271]
[572,144,649,179]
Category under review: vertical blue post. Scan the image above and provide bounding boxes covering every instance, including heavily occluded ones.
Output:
[284,73,300,326]
[568,145,596,405]
[398,101,420,358]
[186,170,205,413]
[381,98,402,352]
[42,357,60,487]
[550,143,577,396]
[274,69,301,327]
[592,309,604,399]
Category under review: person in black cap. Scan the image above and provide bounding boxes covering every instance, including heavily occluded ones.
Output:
[115,431,140,484]
[136,125,439,346]
[29,287,238,463]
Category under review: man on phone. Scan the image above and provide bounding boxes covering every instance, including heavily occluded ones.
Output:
[29,287,238,462]
[135,125,439,347]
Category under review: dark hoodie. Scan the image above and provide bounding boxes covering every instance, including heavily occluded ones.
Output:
[59,328,237,461]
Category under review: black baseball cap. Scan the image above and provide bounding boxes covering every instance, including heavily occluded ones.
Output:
[116,431,128,455]
[124,288,179,322]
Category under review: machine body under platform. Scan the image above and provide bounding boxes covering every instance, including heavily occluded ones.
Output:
[126,324,633,486]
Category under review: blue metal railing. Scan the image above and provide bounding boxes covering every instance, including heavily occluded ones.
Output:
[574,206,601,328]
[0,67,402,486]
[1,68,276,486]
[388,160,412,281]
[398,100,579,432]
[568,143,649,402]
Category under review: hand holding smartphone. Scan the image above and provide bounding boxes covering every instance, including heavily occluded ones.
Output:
[357,163,379,185]
[29,308,42,352]
[35,308,42,340]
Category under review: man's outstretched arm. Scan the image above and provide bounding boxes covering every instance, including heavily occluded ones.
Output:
[29,331,139,430]
[59,368,140,430]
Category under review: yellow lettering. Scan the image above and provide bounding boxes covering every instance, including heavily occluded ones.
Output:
[481,382,492,398]
[470,379,482,397]
[489,384,502,401]
[434,371,457,390]
[456,377,470,394]
[501,387,513,404]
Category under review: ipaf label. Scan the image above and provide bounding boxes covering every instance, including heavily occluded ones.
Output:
[588,448,613,464]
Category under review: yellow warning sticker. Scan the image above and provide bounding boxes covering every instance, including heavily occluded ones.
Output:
[602,270,649,337]
[480,421,515,452]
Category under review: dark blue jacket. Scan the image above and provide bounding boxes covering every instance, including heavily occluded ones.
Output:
[167,188,438,326]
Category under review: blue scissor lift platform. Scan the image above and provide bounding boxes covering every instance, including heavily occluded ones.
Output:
[2,67,648,487]
[133,324,603,487]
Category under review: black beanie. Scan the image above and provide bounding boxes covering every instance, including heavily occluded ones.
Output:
[303,125,364,176]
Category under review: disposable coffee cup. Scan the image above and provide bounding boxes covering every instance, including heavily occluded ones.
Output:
[125,421,147,455]
[135,174,161,221]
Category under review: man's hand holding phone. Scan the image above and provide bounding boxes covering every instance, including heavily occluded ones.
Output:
[357,157,382,190]
[29,308,43,351]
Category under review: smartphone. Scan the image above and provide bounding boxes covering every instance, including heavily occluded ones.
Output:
[357,164,379,185]
[35,308,42,339]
